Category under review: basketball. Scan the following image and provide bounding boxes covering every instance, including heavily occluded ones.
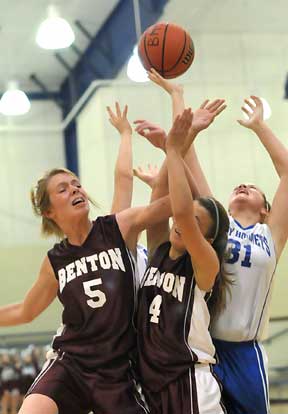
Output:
[138,22,194,79]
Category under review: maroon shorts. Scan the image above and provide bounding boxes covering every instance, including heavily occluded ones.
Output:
[26,352,148,414]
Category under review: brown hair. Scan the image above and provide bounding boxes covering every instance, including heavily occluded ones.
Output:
[31,168,78,238]
[197,197,233,317]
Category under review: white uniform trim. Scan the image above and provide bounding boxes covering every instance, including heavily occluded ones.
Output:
[193,365,225,414]
[254,341,270,412]
[136,243,148,284]
[27,356,58,395]
[187,286,216,363]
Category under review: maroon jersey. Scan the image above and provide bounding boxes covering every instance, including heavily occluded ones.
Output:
[48,215,137,369]
[137,241,197,392]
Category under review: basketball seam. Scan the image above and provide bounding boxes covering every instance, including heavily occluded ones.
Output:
[161,23,169,77]
[144,33,159,71]
[164,30,188,74]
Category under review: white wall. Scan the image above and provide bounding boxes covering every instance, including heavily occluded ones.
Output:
[0,100,64,334]
[0,101,64,247]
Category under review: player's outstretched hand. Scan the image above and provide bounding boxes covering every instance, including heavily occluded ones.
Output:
[190,99,226,135]
[166,108,193,153]
[133,164,159,189]
[148,68,183,96]
[134,120,167,152]
[106,102,132,135]
[237,96,264,130]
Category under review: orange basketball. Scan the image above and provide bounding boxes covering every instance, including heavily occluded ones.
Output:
[138,22,194,79]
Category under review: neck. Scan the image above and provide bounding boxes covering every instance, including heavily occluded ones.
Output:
[230,209,260,227]
[63,218,93,246]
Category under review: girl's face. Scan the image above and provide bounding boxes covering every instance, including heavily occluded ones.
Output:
[170,200,213,251]
[45,173,90,225]
[229,183,267,215]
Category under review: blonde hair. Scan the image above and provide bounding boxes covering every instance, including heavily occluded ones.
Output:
[31,168,78,238]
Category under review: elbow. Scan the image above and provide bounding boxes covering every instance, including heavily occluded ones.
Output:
[22,306,36,324]
[23,314,35,323]
[196,278,214,292]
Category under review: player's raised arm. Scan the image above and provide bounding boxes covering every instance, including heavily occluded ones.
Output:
[238,96,288,258]
[106,102,133,214]
[166,109,220,291]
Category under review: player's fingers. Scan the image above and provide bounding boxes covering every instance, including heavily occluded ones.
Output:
[135,121,150,131]
[244,99,255,110]
[250,95,262,107]
[106,106,114,116]
[241,106,251,117]
[200,99,209,109]
[115,102,121,117]
[123,105,128,118]
[150,67,161,77]
[214,104,227,116]
[206,99,223,111]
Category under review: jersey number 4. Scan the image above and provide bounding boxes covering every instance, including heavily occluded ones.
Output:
[149,294,162,323]
[83,279,107,308]
[226,238,252,268]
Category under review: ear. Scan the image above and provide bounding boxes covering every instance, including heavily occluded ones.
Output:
[43,208,55,220]
[259,207,269,223]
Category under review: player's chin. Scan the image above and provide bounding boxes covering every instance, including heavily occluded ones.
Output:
[170,233,185,250]
[72,202,90,214]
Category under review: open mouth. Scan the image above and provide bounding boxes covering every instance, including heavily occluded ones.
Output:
[72,197,85,206]
[236,189,248,195]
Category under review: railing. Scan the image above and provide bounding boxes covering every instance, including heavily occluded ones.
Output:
[0,331,54,348]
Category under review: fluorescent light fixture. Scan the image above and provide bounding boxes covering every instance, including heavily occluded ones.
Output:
[242,97,272,120]
[36,5,75,49]
[0,81,31,116]
[127,46,149,82]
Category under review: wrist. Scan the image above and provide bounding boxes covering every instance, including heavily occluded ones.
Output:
[166,144,181,155]
[171,89,183,98]
[189,126,199,137]
[250,120,267,133]
[120,130,132,137]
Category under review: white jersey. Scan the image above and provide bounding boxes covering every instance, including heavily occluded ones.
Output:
[136,244,148,284]
[211,217,277,342]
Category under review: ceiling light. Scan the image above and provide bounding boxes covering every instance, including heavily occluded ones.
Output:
[0,82,31,116]
[242,97,272,121]
[127,46,149,83]
[36,5,75,50]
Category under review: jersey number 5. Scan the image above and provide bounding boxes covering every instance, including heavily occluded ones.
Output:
[83,279,107,309]
[149,294,162,324]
